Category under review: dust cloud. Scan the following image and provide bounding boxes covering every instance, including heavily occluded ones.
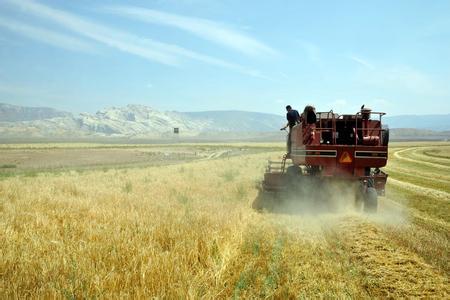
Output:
[252,179,410,228]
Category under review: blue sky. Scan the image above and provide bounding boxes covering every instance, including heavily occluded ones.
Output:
[0,0,449,116]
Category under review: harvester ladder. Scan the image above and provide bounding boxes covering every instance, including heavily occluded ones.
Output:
[267,154,289,174]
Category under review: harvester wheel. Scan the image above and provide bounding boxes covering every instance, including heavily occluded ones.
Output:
[382,126,389,146]
[364,187,378,213]
[354,185,365,211]
[285,165,301,177]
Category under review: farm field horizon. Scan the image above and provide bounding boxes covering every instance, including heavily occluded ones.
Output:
[1,141,449,298]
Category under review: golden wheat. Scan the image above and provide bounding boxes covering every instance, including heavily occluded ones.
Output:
[0,143,449,298]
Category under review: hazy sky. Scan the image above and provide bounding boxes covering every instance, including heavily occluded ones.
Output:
[0,0,449,116]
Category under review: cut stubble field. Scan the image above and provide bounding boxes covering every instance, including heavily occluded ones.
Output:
[0,142,449,298]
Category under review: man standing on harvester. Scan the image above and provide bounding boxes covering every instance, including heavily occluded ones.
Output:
[281,105,301,155]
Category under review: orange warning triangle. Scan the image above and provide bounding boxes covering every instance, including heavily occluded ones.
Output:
[339,151,353,164]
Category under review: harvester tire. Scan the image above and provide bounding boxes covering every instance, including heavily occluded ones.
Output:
[285,165,301,187]
[286,165,301,177]
[355,184,365,211]
[382,127,389,146]
[364,187,378,213]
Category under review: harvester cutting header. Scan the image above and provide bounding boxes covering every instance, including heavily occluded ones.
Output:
[260,105,389,212]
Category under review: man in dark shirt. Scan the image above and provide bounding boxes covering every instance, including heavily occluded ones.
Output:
[281,105,301,130]
[281,105,300,154]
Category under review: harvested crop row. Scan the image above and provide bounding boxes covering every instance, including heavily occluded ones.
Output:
[394,148,450,170]
[384,164,450,186]
[388,178,450,201]
[326,216,449,298]
[411,147,450,166]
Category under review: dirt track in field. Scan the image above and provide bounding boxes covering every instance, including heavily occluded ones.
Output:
[0,145,266,175]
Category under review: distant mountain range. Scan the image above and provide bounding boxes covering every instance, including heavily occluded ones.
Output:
[384,114,450,131]
[0,102,72,122]
[0,103,283,138]
[0,102,449,140]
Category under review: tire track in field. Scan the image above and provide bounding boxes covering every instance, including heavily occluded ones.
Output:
[326,216,449,298]
[385,164,450,183]
[385,166,450,194]
[381,197,450,273]
[394,148,450,170]
[382,197,449,234]
[410,147,450,166]
[388,178,450,201]
[202,150,230,160]
[423,149,450,159]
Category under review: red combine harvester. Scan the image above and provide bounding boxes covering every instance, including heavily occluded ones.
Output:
[260,106,389,212]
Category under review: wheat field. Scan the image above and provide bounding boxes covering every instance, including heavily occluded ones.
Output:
[0,142,449,298]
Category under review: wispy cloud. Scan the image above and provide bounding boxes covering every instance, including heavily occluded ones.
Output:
[104,5,277,57]
[3,0,266,78]
[298,40,320,63]
[362,65,448,96]
[0,82,78,105]
[327,99,393,114]
[328,99,348,111]
[348,55,375,70]
[0,35,13,44]
[278,72,289,80]
[3,0,178,66]
[0,16,95,53]
[372,98,392,108]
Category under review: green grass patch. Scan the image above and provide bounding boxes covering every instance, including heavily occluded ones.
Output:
[423,149,450,160]
[0,164,16,169]
[387,169,450,193]
[401,151,450,167]
[387,158,450,179]
[387,185,450,222]
[122,181,133,194]
[220,169,240,182]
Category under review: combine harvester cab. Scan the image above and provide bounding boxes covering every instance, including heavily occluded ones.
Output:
[259,107,389,213]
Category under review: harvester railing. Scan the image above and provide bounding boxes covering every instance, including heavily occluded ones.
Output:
[316,110,337,145]
[354,111,386,146]
[314,110,387,146]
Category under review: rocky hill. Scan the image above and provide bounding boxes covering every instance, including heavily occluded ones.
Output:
[0,103,283,138]
[75,105,211,137]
